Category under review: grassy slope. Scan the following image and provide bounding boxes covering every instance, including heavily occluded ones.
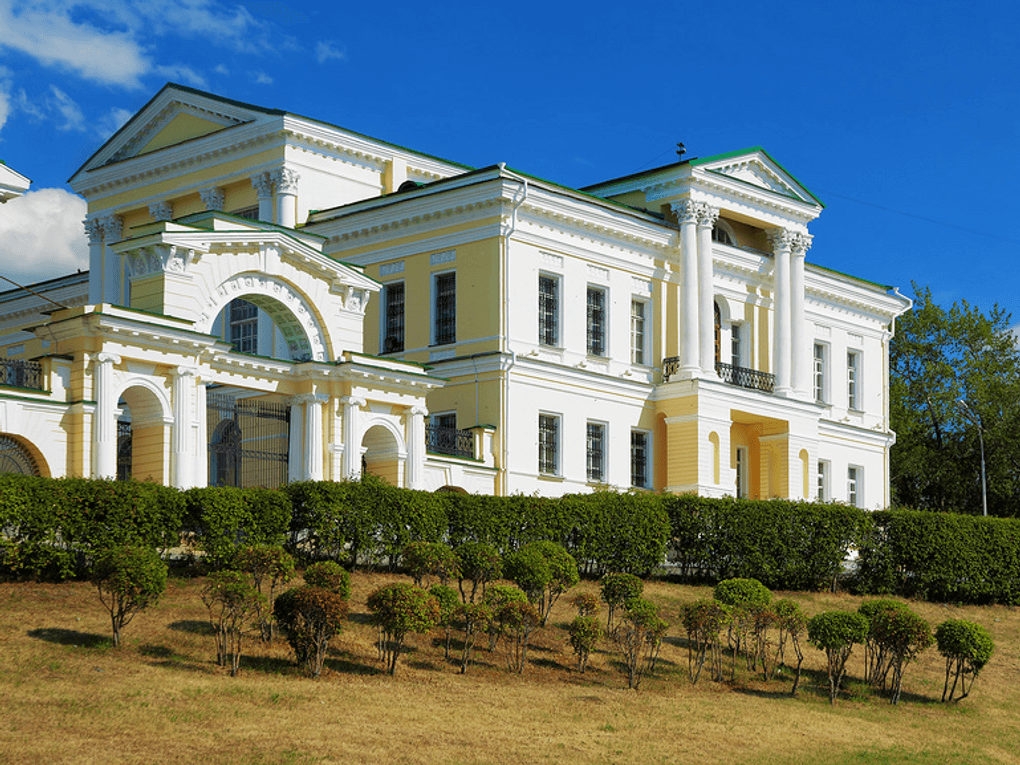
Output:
[1,573,1018,765]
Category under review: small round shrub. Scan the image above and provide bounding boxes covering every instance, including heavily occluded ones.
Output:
[303,560,350,599]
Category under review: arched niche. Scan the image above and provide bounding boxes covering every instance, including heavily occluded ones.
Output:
[361,419,406,488]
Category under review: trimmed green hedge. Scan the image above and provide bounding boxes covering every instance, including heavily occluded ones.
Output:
[5,473,1020,605]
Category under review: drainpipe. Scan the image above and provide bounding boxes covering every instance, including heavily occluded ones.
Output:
[499,163,528,494]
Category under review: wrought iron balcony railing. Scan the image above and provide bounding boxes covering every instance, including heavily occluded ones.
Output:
[0,357,44,391]
[425,424,475,460]
[715,362,776,393]
[660,357,775,394]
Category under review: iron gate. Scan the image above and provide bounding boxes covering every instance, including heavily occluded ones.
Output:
[207,393,290,488]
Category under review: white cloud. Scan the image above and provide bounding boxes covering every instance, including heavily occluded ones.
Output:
[0,188,89,284]
[251,71,274,85]
[214,64,230,76]
[155,64,209,89]
[315,41,346,64]
[97,107,134,140]
[0,2,151,89]
[0,66,11,131]
[48,86,86,132]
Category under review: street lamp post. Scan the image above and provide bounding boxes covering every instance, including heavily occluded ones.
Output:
[957,399,987,517]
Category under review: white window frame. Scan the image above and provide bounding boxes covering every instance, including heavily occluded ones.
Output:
[735,446,748,499]
[630,298,649,366]
[431,270,456,346]
[847,465,862,508]
[538,272,561,347]
[586,420,607,483]
[538,412,561,476]
[381,280,405,354]
[817,459,830,502]
[586,284,608,357]
[847,349,862,411]
[813,342,829,404]
[630,429,651,489]
[731,322,745,368]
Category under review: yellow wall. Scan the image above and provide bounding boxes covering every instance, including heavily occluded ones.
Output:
[139,114,227,155]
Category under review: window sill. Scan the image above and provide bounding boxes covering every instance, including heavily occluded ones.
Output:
[538,473,565,482]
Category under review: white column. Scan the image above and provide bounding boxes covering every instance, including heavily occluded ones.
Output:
[288,398,305,483]
[91,352,121,479]
[303,393,328,482]
[768,229,795,397]
[251,172,276,223]
[171,366,197,489]
[341,396,366,479]
[101,215,123,305]
[272,169,300,229]
[791,233,813,399]
[672,200,700,376]
[194,380,209,487]
[85,218,105,304]
[696,204,719,377]
[406,405,427,490]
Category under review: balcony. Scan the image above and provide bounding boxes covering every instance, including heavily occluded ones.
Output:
[660,357,775,394]
[425,424,475,459]
[0,357,44,391]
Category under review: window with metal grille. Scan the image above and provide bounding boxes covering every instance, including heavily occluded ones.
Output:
[731,323,742,368]
[630,430,648,488]
[539,274,559,346]
[538,413,559,475]
[848,350,861,410]
[586,422,605,482]
[434,272,456,346]
[631,300,646,365]
[587,286,606,356]
[229,298,258,354]
[383,282,405,353]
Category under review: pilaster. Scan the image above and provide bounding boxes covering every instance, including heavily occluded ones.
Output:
[696,204,719,377]
[672,200,700,377]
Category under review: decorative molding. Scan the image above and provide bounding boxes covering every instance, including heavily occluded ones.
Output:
[251,171,276,199]
[631,277,653,295]
[101,215,123,243]
[107,100,247,165]
[587,264,610,282]
[84,218,105,244]
[539,251,564,268]
[767,228,797,253]
[271,168,300,195]
[380,260,405,276]
[124,244,200,279]
[429,249,455,266]
[695,203,719,229]
[671,199,698,225]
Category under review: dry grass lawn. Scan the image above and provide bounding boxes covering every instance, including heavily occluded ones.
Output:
[1,571,1018,765]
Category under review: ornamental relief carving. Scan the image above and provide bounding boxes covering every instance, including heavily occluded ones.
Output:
[124,245,198,279]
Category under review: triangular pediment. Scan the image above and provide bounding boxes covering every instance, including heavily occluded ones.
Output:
[693,147,823,208]
[70,83,279,183]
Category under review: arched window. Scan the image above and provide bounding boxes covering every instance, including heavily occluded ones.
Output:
[0,435,39,476]
[714,302,722,366]
[116,421,132,481]
[712,220,737,246]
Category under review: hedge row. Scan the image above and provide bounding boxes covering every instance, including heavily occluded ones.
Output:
[4,473,1020,604]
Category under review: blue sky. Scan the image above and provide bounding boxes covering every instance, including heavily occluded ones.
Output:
[0,0,1017,322]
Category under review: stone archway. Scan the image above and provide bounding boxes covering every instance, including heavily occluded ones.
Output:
[0,434,44,476]
[117,382,170,483]
[197,273,330,361]
[361,422,405,488]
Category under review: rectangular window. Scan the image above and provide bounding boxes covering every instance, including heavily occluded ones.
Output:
[433,412,457,430]
[813,343,827,404]
[383,282,405,353]
[587,286,606,356]
[631,430,649,488]
[847,466,860,508]
[848,350,861,410]
[735,447,747,498]
[817,460,829,502]
[731,324,742,368]
[538,414,560,475]
[631,299,646,365]
[539,274,559,346]
[434,272,456,346]
[229,298,258,354]
[586,422,606,483]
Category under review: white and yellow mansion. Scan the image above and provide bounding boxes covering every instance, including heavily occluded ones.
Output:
[0,84,909,507]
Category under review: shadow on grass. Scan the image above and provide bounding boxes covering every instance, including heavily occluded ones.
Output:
[325,655,385,675]
[27,627,111,649]
[242,654,297,675]
[168,619,214,635]
[138,643,208,672]
[530,656,568,671]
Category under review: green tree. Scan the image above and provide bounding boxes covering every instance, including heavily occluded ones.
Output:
[202,570,264,676]
[600,572,643,635]
[366,583,441,675]
[891,284,1020,515]
[503,541,579,625]
[613,597,668,689]
[233,544,295,641]
[568,615,603,673]
[871,607,933,704]
[454,541,502,603]
[273,585,349,678]
[807,610,869,704]
[679,599,729,684]
[403,541,460,587]
[90,545,167,648]
[935,619,994,703]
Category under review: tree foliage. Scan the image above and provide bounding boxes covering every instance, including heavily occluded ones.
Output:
[273,585,349,678]
[503,541,579,625]
[202,570,263,675]
[568,615,603,674]
[600,572,644,635]
[807,610,869,704]
[935,619,994,703]
[454,541,502,603]
[366,583,441,675]
[891,284,1020,515]
[90,545,167,647]
[233,544,295,641]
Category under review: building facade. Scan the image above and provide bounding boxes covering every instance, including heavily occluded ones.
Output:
[0,84,909,507]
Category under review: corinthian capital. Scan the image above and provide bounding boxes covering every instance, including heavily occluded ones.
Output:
[101,215,124,243]
[84,218,104,244]
[695,204,719,228]
[149,201,173,221]
[671,199,699,225]
[791,232,813,255]
[767,228,798,253]
[250,172,276,199]
[200,187,225,211]
[271,168,300,195]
